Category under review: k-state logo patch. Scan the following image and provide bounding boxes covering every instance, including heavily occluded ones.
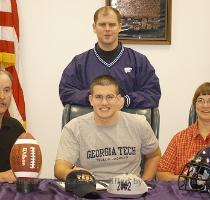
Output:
[124,67,132,73]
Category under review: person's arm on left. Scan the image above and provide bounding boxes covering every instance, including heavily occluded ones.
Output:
[54,160,87,181]
[55,122,81,180]
[0,118,25,183]
[125,55,161,108]
[0,170,16,183]
[142,147,161,181]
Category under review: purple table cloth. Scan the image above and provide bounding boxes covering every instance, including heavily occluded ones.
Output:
[0,179,209,200]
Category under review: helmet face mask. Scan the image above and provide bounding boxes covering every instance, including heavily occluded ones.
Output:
[178,147,210,194]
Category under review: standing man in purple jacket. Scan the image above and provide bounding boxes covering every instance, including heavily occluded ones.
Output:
[59,6,161,109]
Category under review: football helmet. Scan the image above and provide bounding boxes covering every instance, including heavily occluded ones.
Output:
[178,146,210,194]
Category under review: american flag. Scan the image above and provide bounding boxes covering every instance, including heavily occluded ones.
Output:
[0,0,26,127]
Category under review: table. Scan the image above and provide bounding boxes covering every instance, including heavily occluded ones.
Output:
[0,179,209,200]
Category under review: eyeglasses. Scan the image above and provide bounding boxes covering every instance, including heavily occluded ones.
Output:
[93,94,117,103]
[196,98,210,105]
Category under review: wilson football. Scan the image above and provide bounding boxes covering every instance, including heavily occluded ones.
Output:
[10,132,42,180]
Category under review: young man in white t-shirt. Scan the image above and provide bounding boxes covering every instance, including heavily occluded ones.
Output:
[54,75,161,181]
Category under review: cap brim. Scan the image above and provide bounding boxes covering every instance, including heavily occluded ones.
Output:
[106,192,145,199]
[72,184,99,198]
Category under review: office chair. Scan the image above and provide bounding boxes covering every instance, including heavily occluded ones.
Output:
[62,104,160,139]
[188,105,197,126]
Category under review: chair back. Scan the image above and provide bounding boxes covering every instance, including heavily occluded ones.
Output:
[188,105,197,126]
[62,104,159,139]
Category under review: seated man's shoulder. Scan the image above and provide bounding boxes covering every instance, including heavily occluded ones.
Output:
[2,116,25,135]
[121,111,147,124]
[4,116,22,127]
[66,112,93,127]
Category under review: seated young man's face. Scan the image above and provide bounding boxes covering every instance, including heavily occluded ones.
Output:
[89,84,121,124]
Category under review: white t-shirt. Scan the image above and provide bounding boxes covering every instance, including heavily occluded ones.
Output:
[56,111,159,180]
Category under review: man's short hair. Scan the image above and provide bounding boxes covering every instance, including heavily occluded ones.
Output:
[90,75,120,95]
[0,69,13,82]
[94,6,121,24]
[192,82,210,108]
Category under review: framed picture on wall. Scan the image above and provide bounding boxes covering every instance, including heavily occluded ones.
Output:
[105,0,172,45]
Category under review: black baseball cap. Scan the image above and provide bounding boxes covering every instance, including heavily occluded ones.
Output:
[65,170,100,199]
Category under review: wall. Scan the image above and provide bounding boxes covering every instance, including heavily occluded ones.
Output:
[17,0,210,178]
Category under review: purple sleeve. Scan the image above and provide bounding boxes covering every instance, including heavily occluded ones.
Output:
[125,55,161,108]
[59,58,90,106]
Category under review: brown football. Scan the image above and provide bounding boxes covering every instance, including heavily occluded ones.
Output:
[10,132,42,179]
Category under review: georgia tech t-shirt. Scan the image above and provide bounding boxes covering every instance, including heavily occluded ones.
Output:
[56,111,158,180]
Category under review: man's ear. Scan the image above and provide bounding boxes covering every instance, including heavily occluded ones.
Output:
[92,23,96,33]
[118,22,122,33]
[116,94,124,110]
[89,95,93,106]
[117,94,122,99]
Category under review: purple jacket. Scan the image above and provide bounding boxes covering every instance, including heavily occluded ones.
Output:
[59,46,161,108]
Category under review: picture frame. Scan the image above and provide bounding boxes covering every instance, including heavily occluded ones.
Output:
[105,0,172,45]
